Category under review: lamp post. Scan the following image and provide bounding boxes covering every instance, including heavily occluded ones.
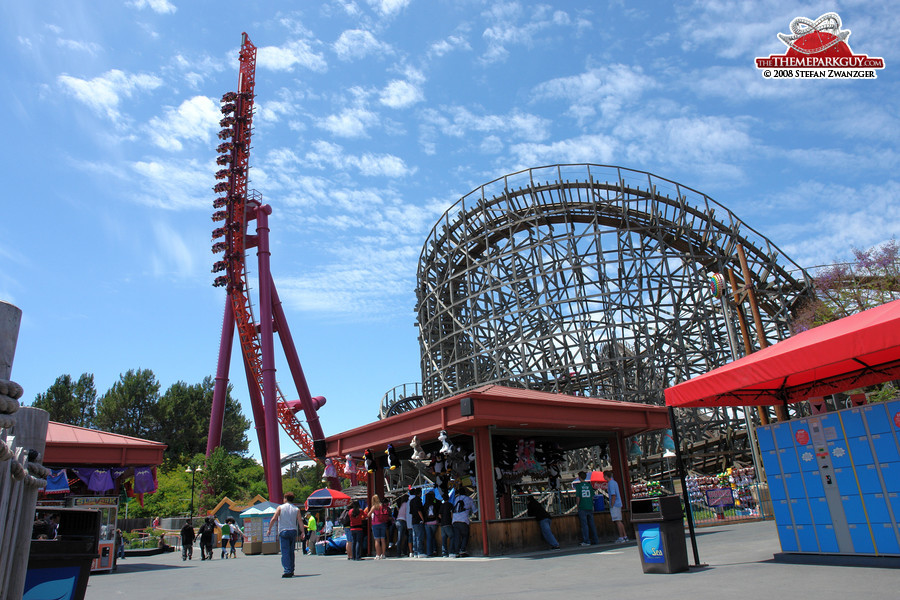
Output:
[186,465,202,520]
[662,449,676,493]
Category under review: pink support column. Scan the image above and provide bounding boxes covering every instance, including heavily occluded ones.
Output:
[269,276,325,441]
[473,427,495,556]
[242,352,268,474]
[255,205,283,502]
[207,296,235,455]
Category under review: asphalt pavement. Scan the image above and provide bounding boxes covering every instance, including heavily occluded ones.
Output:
[85,521,898,599]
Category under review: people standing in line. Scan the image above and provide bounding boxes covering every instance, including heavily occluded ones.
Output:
[339,506,353,560]
[439,495,457,557]
[227,517,243,557]
[394,494,409,557]
[604,469,628,543]
[198,517,215,560]
[266,492,305,578]
[305,512,318,555]
[366,495,391,559]
[408,488,426,558]
[573,471,599,546]
[180,520,196,560]
[423,490,439,557]
[348,501,366,560]
[451,487,476,557]
[525,496,560,550]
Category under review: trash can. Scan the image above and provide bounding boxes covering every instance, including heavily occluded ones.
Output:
[631,495,689,574]
[25,508,101,600]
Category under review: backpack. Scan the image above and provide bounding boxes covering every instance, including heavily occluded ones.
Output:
[339,509,351,527]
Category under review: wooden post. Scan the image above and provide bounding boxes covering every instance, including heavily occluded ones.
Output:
[737,245,788,421]
[726,267,769,427]
[472,427,495,556]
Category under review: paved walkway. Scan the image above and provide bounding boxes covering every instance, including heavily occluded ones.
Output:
[87,521,897,599]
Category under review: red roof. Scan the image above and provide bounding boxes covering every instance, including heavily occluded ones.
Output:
[665,299,900,408]
[325,384,670,457]
[44,422,166,466]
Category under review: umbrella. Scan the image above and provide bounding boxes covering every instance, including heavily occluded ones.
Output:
[587,470,606,484]
[305,488,351,509]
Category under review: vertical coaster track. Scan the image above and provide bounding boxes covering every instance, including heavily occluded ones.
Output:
[208,33,338,499]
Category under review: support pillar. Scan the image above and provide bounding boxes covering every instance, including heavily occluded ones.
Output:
[207,297,234,455]
[472,427,495,556]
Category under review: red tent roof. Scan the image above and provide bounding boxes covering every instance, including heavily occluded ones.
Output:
[665,299,900,408]
[44,422,166,466]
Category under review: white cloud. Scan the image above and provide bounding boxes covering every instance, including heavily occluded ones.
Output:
[333,29,391,61]
[366,0,410,17]
[429,34,471,58]
[480,2,568,64]
[257,40,327,72]
[150,220,194,278]
[128,0,177,14]
[129,158,213,210]
[147,95,221,151]
[423,106,551,141]
[509,134,618,167]
[532,65,656,122]
[319,107,379,137]
[57,69,163,122]
[57,39,102,55]
[303,140,413,177]
[379,79,424,108]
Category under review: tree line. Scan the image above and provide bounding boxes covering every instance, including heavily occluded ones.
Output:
[31,369,250,460]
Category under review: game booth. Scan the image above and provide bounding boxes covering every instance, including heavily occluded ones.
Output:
[35,422,166,572]
[323,384,670,557]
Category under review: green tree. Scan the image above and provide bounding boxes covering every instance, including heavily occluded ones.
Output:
[32,373,97,427]
[155,377,250,461]
[95,368,161,439]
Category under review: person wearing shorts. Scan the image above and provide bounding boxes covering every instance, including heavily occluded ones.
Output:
[367,494,391,559]
[604,469,628,543]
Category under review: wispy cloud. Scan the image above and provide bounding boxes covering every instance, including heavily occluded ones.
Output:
[532,64,656,122]
[257,39,327,72]
[129,158,214,210]
[58,69,163,122]
[147,95,221,151]
[319,107,379,138]
[150,220,195,278]
[333,29,392,61]
[480,2,572,64]
[128,0,177,14]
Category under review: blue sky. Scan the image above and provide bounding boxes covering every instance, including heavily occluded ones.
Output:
[3,1,898,462]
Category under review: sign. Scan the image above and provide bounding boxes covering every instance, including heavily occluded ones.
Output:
[795,429,810,446]
[755,12,885,79]
[637,523,665,563]
[705,488,735,508]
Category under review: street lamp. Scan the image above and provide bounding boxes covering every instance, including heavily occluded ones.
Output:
[186,465,202,520]
[662,449,676,493]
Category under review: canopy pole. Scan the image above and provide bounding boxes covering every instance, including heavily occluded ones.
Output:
[669,406,702,567]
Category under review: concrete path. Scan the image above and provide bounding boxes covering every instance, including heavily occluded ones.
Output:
[86,521,897,599]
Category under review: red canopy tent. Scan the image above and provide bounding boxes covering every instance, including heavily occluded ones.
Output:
[665,299,900,409]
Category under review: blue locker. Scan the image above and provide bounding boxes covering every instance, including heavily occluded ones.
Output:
[888,492,900,519]
[809,496,832,524]
[862,404,891,434]
[819,413,844,440]
[777,525,799,552]
[841,409,867,438]
[848,436,875,465]
[795,524,819,552]
[834,467,861,496]
[761,449,781,475]
[779,447,800,473]
[768,474,786,501]
[872,523,900,555]
[773,422,794,449]
[848,523,876,554]
[870,433,900,463]
[772,499,792,523]
[790,498,813,524]
[885,400,900,430]
[757,426,776,452]
[828,440,853,468]
[783,472,805,498]
[856,463,882,494]
[816,524,840,553]
[879,462,900,493]
[802,470,825,497]
[841,494,867,523]
[862,493,892,523]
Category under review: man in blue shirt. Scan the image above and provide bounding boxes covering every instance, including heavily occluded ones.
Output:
[604,469,628,543]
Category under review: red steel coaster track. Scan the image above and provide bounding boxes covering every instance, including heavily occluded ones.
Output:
[207,33,340,500]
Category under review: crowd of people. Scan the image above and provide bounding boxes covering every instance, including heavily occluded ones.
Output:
[177,515,244,561]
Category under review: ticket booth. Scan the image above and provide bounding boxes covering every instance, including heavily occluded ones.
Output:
[68,497,119,571]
